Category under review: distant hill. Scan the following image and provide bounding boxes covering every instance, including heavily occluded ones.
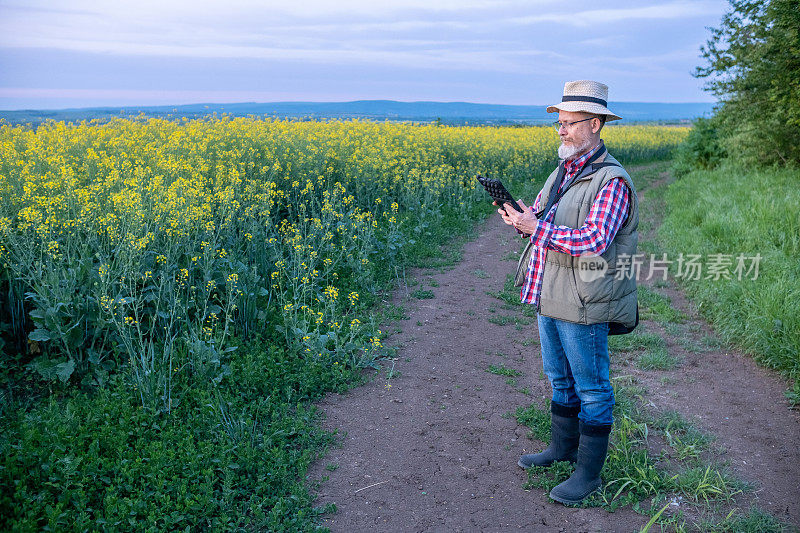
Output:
[0,100,715,126]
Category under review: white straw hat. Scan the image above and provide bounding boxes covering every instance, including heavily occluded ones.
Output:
[546,80,622,121]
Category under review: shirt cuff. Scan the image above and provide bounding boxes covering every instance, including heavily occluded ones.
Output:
[529,219,554,248]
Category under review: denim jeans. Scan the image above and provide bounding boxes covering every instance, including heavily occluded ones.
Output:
[537,314,614,426]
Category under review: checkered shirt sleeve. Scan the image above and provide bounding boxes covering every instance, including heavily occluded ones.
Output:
[529,177,630,256]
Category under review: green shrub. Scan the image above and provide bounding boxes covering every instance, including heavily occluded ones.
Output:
[672,117,727,177]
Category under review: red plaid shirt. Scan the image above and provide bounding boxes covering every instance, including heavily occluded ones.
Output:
[520,142,630,307]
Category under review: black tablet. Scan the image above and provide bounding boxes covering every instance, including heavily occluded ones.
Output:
[477,175,524,213]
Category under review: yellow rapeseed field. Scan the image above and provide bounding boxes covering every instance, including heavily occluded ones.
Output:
[0,117,687,408]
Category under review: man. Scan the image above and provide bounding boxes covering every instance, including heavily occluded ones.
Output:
[496,80,638,505]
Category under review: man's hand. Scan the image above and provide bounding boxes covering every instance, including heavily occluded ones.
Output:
[494,200,538,235]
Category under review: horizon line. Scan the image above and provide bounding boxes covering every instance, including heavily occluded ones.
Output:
[0,98,718,113]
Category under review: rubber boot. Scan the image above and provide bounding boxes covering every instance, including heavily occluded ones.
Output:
[549,421,611,505]
[517,402,580,469]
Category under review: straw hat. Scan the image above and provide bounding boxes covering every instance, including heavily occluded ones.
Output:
[546,80,622,121]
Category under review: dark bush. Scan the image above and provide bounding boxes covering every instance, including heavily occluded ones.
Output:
[671,117,728,177]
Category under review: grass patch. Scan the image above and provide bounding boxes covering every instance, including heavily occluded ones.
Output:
[697,505,793,532]
[658,163,800,403]
[487,363,523,377]
[514,402,551,442]
[638,286,687,323]
[609,331,667,353]
[653,410,713,462]
[487,275,522,305]
[608,331,679,370]
[410,289,435,300]
[382,304,410,321]
[636,348,681,371]
[670,465,745,504]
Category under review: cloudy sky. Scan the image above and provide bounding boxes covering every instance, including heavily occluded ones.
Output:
[0,0,729,110]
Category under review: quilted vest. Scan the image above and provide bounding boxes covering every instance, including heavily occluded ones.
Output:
[536,148,639,327]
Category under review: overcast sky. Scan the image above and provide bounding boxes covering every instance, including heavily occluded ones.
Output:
[0,0,729,110]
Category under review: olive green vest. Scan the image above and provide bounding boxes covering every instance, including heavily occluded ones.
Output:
[537,149,639,327]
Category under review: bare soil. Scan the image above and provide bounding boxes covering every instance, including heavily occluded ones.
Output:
[308,170,800,532]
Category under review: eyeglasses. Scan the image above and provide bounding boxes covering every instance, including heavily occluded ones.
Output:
[553,117,595,132]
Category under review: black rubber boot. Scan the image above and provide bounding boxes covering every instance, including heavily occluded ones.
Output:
[517,402,580,469]
[549,421,611,505]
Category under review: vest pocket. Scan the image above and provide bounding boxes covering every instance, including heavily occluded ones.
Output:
[541,260,583,318]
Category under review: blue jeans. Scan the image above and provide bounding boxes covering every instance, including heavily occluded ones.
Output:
[537,314,614,426]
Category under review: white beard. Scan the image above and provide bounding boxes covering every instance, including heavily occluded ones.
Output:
[558,138,593,160]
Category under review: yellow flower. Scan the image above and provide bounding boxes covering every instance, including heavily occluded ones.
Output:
[323,286,339,300]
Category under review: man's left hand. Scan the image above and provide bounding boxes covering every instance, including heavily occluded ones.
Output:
[497,199,538,235]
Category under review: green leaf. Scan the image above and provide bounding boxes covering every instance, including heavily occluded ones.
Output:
[56,360,76,383]
[27,357,59,380]
[88,350,102,365]
[28,328,52,342]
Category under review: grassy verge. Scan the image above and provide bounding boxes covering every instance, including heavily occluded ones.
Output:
[657,163,800,404]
